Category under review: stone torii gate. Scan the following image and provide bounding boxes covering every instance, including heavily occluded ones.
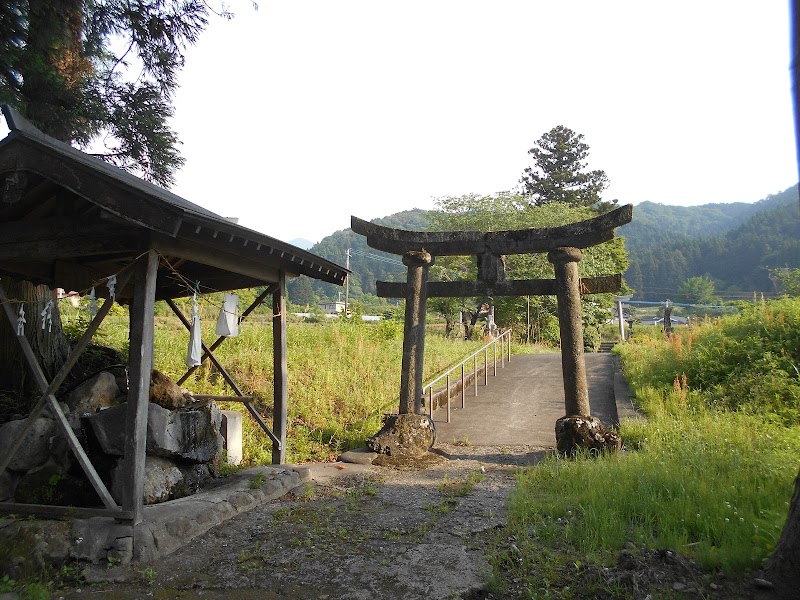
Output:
[351,205,633,455]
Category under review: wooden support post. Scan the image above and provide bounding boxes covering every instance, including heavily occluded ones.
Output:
[548,247,590,417]
[123,251,158,524]
[272,270,287,464]
[399,250,433,414]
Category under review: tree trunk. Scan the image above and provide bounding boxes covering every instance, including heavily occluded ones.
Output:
[0,280,71,407]
[763,467,800,596]
[0,0,83,407]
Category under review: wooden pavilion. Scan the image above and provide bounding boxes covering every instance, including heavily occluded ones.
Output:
[0,105,348,524]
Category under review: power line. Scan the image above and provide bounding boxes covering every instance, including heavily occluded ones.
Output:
[349,248,404,266]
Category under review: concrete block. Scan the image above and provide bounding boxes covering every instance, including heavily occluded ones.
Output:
[220,410,243,465]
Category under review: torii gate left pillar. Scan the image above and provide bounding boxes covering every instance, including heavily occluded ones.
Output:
[399,250,433,414]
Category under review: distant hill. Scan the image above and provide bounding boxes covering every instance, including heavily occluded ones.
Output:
[620,190,796,252]
[287,209,435,303]
[289,189,800,304]
[623,186,800,300]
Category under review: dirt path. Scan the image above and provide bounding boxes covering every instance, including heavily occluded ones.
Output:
[58,444,546,600]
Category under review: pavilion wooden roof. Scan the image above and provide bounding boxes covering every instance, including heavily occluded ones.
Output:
[0,105,348,301]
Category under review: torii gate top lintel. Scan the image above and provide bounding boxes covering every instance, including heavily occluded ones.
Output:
[350,204,632,256]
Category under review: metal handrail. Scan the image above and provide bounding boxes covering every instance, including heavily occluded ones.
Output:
[423,328,512,422]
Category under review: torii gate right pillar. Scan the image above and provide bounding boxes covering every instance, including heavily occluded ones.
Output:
[548,247,590,417]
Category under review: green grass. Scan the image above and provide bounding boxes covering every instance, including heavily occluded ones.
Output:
[70,302,498,463]
[486,297,800,596]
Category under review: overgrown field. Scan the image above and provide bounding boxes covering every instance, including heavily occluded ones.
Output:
[487,297,800,597]
[77,304,516,463]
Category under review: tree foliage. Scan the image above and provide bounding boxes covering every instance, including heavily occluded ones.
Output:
[0,0,232,186]
[519,125,611,210]
[771,268,800,297]
[677,275,718,306]
[428,192,629,347]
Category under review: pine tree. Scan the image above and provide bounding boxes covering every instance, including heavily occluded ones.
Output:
[520,125,612,210]
[0,1,236,396]
[0,0,222,186]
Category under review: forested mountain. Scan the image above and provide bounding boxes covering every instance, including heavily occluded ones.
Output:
[619,188,796,252]
[287,209,434,304]
[288,187,800,305]
[623,186,800,300]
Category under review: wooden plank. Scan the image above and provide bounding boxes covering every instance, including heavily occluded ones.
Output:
[351,205,633,256]
[272,270,288,465]
[0,503,133,521]
[122,251,158,524]
[175,221,349,286]
[0,282,121,509]
[0,262,53,288]
[0,234,143,261]
[376,274,623,298]
[0,216,131,244]
[152,233,282,285]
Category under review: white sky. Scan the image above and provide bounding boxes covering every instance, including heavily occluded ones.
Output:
[4,1,797,245]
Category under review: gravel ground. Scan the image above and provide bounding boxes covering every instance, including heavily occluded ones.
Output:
[56,444,546,600]
[54,443,766,600]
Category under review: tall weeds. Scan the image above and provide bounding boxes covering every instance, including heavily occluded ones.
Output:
[494,297,800,592]
[86,309,490,463]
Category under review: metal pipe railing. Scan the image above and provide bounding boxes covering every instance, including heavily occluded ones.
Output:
[423,328,512,422]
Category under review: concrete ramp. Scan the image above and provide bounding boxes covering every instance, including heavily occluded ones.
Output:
[431,352,626,447]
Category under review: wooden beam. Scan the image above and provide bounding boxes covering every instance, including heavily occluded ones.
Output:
[0,216,131,244]
[0,503,133,521]
[123,251,158,524]
[151,233,280,284]
[153,272,267,302]
[0,234,143,261]
[53,260,130,297]
[273,270,288,465]
[351,205,633,256]
[375,274,623,298]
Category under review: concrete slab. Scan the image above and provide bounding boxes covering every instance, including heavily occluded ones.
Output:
[431,353,623,447]
[132,465,308,561]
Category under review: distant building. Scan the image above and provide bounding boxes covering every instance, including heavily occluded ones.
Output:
[639,316,689,326]
[319,301,346,314]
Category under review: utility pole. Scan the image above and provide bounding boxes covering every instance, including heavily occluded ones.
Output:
[345,248,351,317]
